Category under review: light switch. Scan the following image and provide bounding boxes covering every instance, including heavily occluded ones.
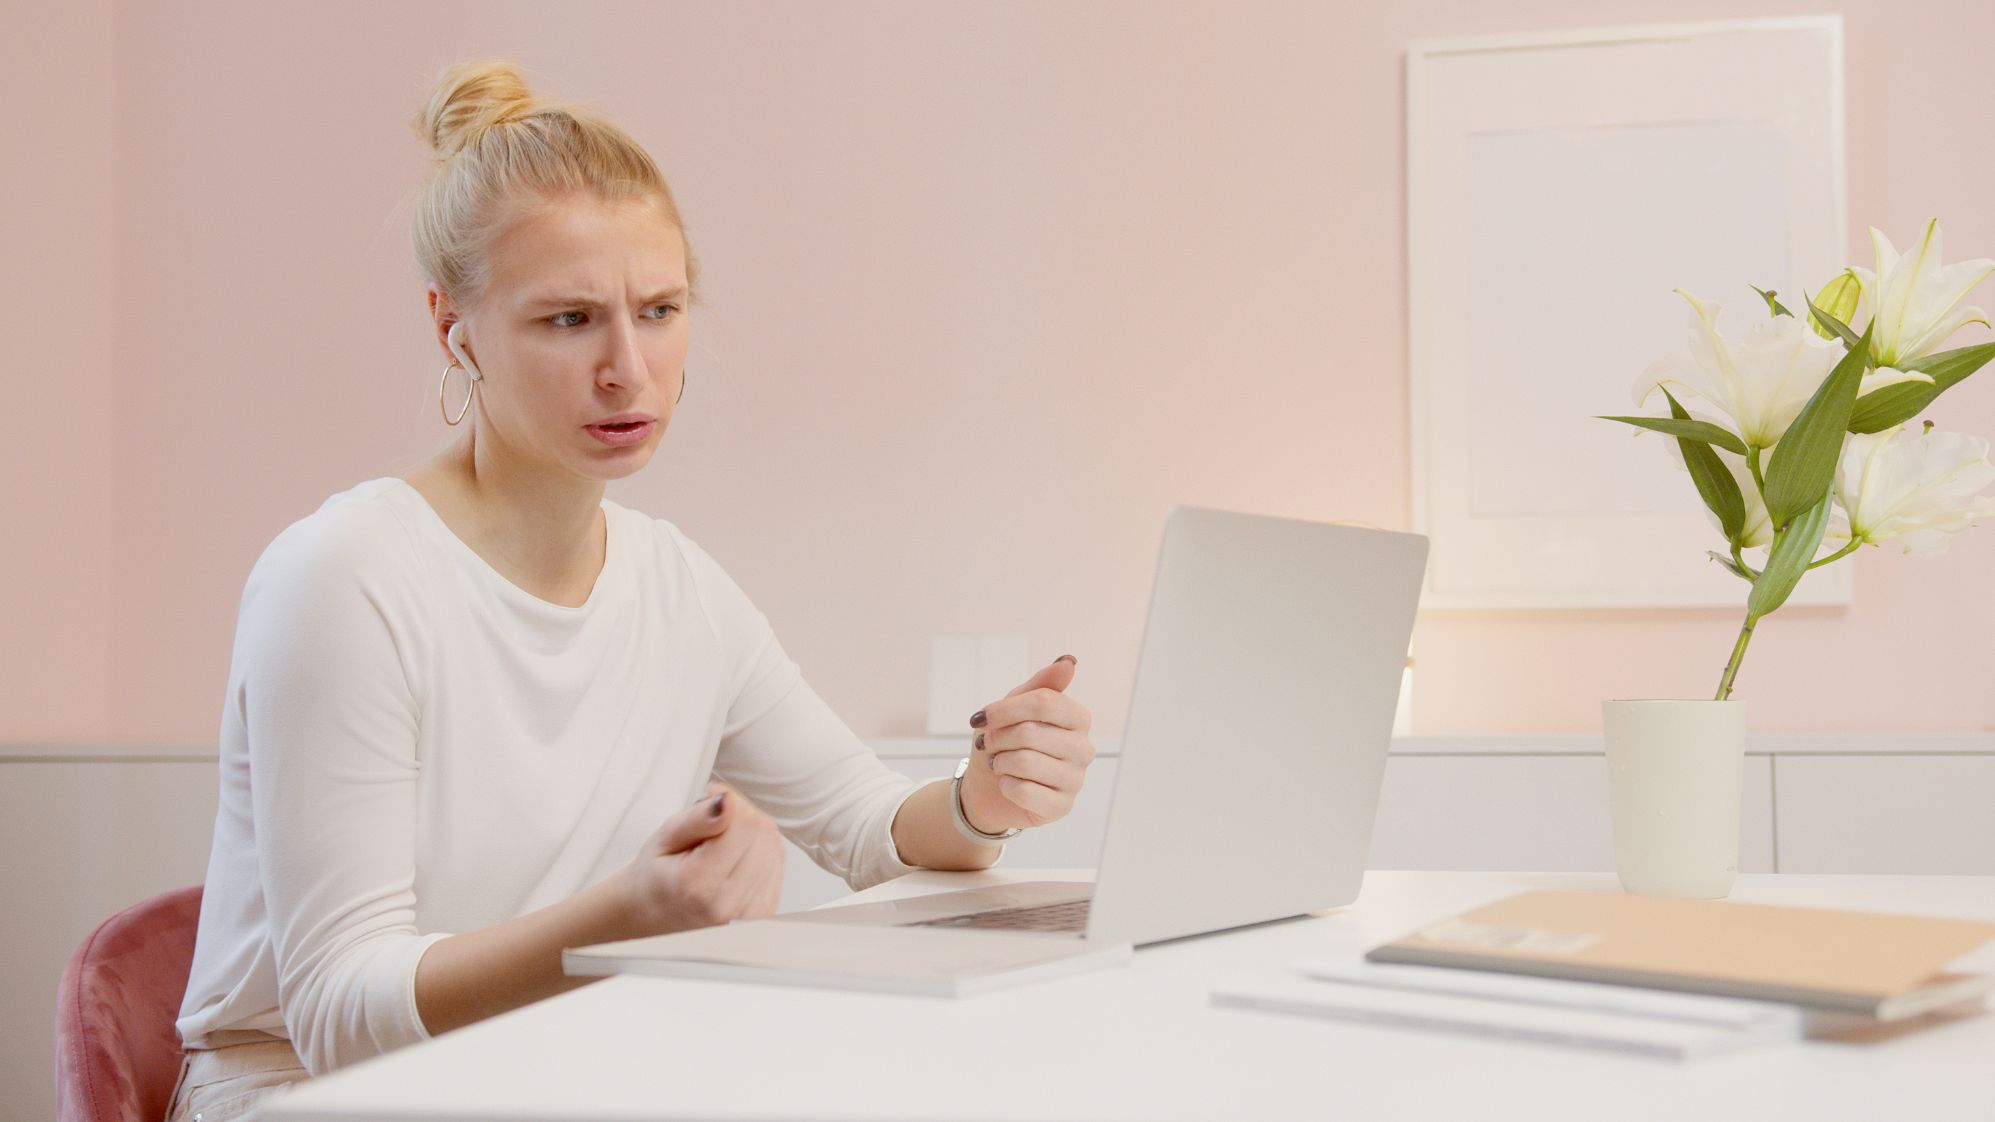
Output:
[974,636,1029,710]
[926,636,978,736]
[927,635,1031,735]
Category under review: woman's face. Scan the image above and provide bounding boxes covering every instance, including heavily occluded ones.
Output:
[448,192,690,484]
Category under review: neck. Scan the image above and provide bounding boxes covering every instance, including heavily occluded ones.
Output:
[469,425,604,524]
[427,427,609,602]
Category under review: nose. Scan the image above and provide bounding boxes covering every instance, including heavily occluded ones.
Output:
[597,315,650,394]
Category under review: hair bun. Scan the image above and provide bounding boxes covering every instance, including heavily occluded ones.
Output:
[416,59,536,159]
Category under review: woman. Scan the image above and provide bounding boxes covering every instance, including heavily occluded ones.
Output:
[167,59,1095,1122]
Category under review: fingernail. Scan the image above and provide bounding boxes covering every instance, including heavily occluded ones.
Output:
[974,732,985,751]
[1056,654,1077,666]
[710,792,726,817]
[969,710,987,729]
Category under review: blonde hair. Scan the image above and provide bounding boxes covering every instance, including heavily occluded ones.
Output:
[411,59,699,307]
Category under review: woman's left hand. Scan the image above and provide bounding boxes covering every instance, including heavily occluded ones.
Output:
[957,655,1095,833]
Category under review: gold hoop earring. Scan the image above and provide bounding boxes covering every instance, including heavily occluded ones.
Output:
[677,367,687,404]
[439,363,475,426]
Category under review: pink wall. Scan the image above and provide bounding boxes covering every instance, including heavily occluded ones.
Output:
[10,0,1994,748]
[2,0,116,741]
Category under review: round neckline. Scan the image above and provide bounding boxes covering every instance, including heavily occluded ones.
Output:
[384,477,619,614]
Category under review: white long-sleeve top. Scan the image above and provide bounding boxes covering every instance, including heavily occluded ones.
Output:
[176,478,922,1074]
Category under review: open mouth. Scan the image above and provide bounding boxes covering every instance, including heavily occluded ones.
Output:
[587,419,655,445]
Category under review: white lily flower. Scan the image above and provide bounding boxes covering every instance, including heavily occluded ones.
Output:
[1832,426,1995,556]
[1859,366,1937,397]
[1635,291,1840,448]
[1849,220,1995,367]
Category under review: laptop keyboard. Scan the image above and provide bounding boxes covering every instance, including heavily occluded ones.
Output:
[907,897,1092,933]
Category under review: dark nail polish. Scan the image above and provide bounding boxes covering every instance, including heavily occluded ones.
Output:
[710,792,726,816]
[974,732,985,751]
[1056,654,1077,666]
[969,710,987,729]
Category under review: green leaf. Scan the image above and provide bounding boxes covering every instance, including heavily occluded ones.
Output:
[1746,495,1832,620]
[1805,292,1863,351]
[1763,325,1870,529]
[1848,340,1995,433]
[1662,388,1746,545]
[1847,382,1930,435]
[1598,414,1750,456]
[1751,285,1792,318]
[1809,271,1862,343]
[1903,339,1995,381]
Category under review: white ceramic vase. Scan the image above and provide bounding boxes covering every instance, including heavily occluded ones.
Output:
[1601,699,1747,899]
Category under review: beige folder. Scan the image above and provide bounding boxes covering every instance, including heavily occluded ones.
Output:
[1365,890,1995,1020]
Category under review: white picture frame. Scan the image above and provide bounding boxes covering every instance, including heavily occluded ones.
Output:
[1407,17,1852,610]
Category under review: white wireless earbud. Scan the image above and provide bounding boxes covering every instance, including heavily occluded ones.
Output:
[446,321,483,382]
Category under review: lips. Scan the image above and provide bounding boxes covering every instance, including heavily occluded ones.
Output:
[585,418,656,446]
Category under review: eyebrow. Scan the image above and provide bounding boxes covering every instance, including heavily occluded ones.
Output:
[521,287,689,310]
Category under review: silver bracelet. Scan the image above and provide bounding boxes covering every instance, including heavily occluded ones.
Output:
[949,757,1020,844]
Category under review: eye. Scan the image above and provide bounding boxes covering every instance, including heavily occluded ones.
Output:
[550,311,587,328]
[643,303,680,322]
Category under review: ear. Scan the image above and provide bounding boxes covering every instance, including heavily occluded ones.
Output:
[427,286,459,361]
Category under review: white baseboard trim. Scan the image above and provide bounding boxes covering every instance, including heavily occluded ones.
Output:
[6,732,1990,765]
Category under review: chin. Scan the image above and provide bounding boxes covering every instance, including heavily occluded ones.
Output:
[585,447,658,482]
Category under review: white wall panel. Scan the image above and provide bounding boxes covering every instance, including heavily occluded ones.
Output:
[1776,755,1995,874]
[1370,754,1776,874]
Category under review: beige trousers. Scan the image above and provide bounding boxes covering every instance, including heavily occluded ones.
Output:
[164,1037,310,1122]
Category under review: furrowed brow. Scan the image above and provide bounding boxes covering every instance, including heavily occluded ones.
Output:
[520,287,687,310]
[521,292,604,311]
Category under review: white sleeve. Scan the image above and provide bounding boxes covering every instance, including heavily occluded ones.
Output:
[673,530,923,891]
[235,518,449,1075]
[719,677,925,891]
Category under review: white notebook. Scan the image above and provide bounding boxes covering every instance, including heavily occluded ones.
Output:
[1212,960,1803,1061]
[564,919,1131,998]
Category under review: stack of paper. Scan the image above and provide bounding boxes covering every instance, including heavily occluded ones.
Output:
[1213,961,1803,1061]
[1214,891,1995,1060]
[1363,890,1995,1020]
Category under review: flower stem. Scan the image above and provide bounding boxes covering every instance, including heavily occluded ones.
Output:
[1806,539,1862,570]
[1748,446,1767,494]
[1715,613,1757,701]
[1729,543,1762,580]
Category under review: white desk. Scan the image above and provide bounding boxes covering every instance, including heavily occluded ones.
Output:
[263,870,1995,1122]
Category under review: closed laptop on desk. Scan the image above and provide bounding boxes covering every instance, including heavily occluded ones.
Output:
[564,918,1131,997]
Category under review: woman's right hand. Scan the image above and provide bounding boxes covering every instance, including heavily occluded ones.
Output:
[621,781,786,934]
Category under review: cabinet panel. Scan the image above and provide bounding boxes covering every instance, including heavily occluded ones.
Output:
[1369,755,1775,874]
[1775,755,1995,874]
[1,760,219,1122]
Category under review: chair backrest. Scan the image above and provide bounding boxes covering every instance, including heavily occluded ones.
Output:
[56,885,203,1122]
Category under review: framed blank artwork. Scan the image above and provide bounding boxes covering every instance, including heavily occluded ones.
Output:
[1407,17,1852,609]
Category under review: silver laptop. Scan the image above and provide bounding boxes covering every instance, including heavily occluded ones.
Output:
[778,506,1427,947]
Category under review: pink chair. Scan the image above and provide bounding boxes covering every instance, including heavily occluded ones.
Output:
[56,885,203,1122]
